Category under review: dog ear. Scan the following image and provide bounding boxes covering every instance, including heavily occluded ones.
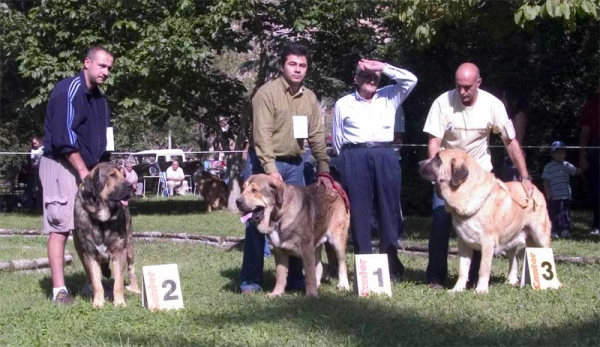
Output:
[451,158,469,187]
[81,170,97,200]
[269,179,284,206]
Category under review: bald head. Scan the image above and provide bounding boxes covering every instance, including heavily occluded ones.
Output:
[455,62,481,106]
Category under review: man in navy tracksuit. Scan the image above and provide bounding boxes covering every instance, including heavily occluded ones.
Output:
[40,46,114,304]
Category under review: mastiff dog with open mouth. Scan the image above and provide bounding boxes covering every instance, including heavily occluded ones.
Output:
[236,174,350,297]
[73,162,140,307]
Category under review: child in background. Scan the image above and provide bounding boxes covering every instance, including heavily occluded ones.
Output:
[542,141,582,239]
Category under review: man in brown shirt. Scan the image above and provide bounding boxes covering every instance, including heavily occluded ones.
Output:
[240,43,333,294]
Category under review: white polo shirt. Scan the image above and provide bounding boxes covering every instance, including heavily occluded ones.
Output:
[423,89,515,172]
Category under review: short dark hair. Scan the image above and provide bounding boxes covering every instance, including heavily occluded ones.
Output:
[85,45,113,61]
[280,43,310,66]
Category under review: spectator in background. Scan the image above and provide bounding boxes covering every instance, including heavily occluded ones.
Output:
[23,136,44,208]
[166,159,189,196]
[499,90,528,182]
[394,106,406,240]
[542,141,582,239]
[124,161,143,197]
[579,92,600,236]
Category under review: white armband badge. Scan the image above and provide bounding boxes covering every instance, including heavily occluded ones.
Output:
[501,121,516,141]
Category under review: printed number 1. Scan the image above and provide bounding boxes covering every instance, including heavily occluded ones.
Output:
[540,261,554,280]
[162,280,179,301]
[372,268,384,287]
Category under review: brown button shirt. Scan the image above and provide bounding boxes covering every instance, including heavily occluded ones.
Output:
[252,76,330,174]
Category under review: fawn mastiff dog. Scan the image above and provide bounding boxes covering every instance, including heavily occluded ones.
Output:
[236,173,350,297]
[419,149,554,293]
[73,162,140,308]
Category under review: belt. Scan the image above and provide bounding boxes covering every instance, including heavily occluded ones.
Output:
[275,155,302,162]
[343,142,392,150]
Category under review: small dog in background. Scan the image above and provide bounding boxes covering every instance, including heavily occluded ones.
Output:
[195,170,228,212]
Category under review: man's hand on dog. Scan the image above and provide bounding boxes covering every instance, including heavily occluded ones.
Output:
[522,179,534,198]
[317,175,334,194]
[269,172,284,181]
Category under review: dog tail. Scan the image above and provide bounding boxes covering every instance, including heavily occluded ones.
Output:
[101,263,112,279]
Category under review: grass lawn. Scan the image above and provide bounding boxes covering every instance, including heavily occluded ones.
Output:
[0,197,599,346]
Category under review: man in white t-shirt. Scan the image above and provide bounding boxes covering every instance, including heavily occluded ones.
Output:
[422,62,533,290]
[166,159,189,196]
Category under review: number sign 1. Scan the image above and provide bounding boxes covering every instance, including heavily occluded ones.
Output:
[354,254,393,297]
[142,264,184,311]
[520,247,562,290]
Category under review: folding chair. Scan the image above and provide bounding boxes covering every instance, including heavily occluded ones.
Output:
[157,171,169,198]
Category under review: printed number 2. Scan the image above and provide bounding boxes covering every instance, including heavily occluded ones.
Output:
[162,280,179,301]
[540,261,554,280]
[372,268,384,287]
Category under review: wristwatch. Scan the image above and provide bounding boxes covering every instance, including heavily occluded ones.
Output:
[518,175,533,181]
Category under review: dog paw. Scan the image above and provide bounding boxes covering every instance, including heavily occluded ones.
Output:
[113,300,127,308]
[126,285,141,294]
[474,287,489,294]
[92,299,105,308]
[448,287,465,293]
[506,278,520,286]
[266,291,283,298]
[305,290,319,298]
[337,282,350,291]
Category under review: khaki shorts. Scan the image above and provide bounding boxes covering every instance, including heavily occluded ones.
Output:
[39,156,79,233]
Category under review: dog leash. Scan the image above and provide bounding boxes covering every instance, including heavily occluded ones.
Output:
[316,172,351,212]
[498,181,537,209]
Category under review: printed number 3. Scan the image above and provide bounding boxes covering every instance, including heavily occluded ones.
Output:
[372,268,384,287]
[163,280,179,301]
[541,261,554,280]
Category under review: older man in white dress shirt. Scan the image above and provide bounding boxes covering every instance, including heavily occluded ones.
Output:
[332,59,417,282]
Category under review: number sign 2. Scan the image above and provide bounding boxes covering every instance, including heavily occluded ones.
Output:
[520,247,562,290]
[354,254,393,297]
[142,264,184,311]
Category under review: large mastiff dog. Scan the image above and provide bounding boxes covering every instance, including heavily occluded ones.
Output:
[236,174,350,297]
[419,149,554,293]
[73,162,140,307]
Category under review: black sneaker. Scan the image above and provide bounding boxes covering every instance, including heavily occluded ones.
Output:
[53,289,74,305]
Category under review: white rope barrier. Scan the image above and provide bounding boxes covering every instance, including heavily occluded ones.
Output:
[2,144,599,156]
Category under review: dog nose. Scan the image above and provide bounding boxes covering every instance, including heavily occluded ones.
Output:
[235,198,243,209]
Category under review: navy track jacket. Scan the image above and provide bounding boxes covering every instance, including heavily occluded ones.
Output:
[43,71,110,169]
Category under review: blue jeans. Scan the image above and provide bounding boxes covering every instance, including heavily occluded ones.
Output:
[239,149,306,292]
[426,189,480,286]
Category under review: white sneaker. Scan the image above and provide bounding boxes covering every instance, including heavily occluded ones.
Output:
[589,229,600,236]
[560,229,571,238]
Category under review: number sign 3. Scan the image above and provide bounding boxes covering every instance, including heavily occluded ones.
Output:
[354,254,393,297]
[142,264,184,311]
[520,247,562,290]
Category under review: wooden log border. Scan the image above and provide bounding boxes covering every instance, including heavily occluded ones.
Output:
[1,229,598,267]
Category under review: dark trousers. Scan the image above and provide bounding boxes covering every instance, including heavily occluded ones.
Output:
[426,190,481,286]
[548,199,572,232]
[239,149,305,292]
[340,146,404,278]
[588,149,599,229]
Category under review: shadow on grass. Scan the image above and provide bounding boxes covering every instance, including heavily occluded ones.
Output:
[38,272,87,299]
[101,293,600,346]
[128,198,211,216]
